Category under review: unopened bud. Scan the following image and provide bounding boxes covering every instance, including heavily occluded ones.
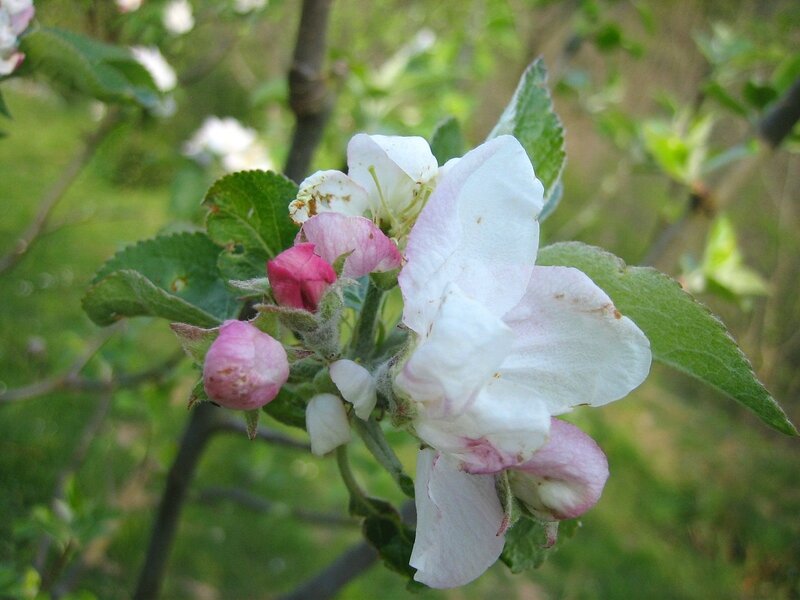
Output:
[305,393,351,455]
[266,243,336,312]
[203,320,289,410]
[509,418,609,521]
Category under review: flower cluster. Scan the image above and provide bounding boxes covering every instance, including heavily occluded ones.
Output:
[200,132,652,588]
[0,0,34,76]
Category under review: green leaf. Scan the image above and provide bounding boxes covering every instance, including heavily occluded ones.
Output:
[429,117,465,165]
[83,232,240,327]
[353,419,415,498]
[244,409,260,440]
[263,386,307,429]
[170,322,219,365]
[18,27,159,108]
[350,496,416,580]
[487,58,565,218]
[500,516,558,573]
[537,242,797,436]
[203,170,299,280]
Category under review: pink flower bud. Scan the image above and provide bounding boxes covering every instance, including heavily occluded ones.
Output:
[509,418,609,521]
[203,320,289,410]
[266,242,337,312]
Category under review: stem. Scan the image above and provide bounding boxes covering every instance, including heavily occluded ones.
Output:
[350,282,383,361]
[335,445,366,505]
[0,108,121,277]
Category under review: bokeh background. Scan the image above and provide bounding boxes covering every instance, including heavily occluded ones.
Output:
[1,0,799,598]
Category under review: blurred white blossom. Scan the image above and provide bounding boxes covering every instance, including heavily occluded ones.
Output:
[184,116,274,172]
[130,46,176,92]
[115,0,142,12]
[163,0,194,35]
[233,0,267,13]
[0,0,34,76]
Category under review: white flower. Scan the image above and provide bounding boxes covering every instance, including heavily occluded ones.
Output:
[0,0,34,76]
[330,359,378,420]
[306,393,351,456]
[115,0,142,12]
[163,0,194,35]
[394,135,651,587]
[130,46,176,93]
[289,134,438,238]
[233,0,266,13]
[183,116,274,173]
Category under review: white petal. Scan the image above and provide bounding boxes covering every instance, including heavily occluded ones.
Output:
[411,449,505,589]
[347,134,437,220]
[399,135,544,334]
[511,418,609,520]
[297,213,402,278]
[395,284,513,418]
[289,170,373,224]
[329,359,377,420]
[305,393,351,455]
[414,377,551,473]
[500,266,652,414]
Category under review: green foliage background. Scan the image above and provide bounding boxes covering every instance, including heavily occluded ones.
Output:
[1,0,799,598]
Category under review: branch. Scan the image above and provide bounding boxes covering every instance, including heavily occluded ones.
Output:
[759,76,800,148]
[283,0,335,182]
[212,417,311,452]
[193,486,357,527]
[133,402,224,600]
[0,108,122,277]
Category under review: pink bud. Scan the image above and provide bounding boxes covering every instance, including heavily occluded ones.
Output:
[203,320,289,410]
[510,418,609,521]
[266,242,337,312]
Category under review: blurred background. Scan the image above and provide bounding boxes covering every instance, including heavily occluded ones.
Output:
[1,0,799,598]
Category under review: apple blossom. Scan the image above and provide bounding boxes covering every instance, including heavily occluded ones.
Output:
[393,135,651,587]
[266,243,336,312]
[289,134,438,237]
[203,320,289,411]
[183,116,274,172]
[130,46,177,93]
[0,0,34,77]
[306,393,351,455]
[163,0,194,35]
[115,0,142,12]
[233,0,267,13]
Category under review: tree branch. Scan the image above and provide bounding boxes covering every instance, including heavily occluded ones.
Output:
[0,108,122,277]
[193,486,357,527]
[283,0,335,182]
[133,402,224,600]
[759,76,800,149]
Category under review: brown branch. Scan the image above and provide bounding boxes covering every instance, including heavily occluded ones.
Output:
[0,108,122,277]
[283,0,335,182]
[759,76,800,149]
[194,486,357,527]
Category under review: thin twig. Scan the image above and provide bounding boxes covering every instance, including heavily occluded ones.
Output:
[0,349,183,404]
[194,486,357,527]
[283,0,335,182]
[0,108,122,277]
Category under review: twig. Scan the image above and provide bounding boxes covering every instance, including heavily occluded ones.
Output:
[759,76,800,149]
[194,486,357,527]
[0,349,183,404]
[0,108,122,277]
[213,417,311,452]
[283,0,335,182]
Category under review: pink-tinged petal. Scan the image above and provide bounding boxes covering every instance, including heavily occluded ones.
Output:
[203,320,289,410]
[329,359,377,420]
[10,6,34,35]
[297,213,402,278]
[290,170,373,224]
[414,377,551,474]
[266,243,336,312]
[510,418,609,520]
[499,266,651,415]
[410,449,506,589]
[399,135,544,335]
[306,393,352,455]
[395,284,513,419]
[347,134,437,221]
[0,51,23,76]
